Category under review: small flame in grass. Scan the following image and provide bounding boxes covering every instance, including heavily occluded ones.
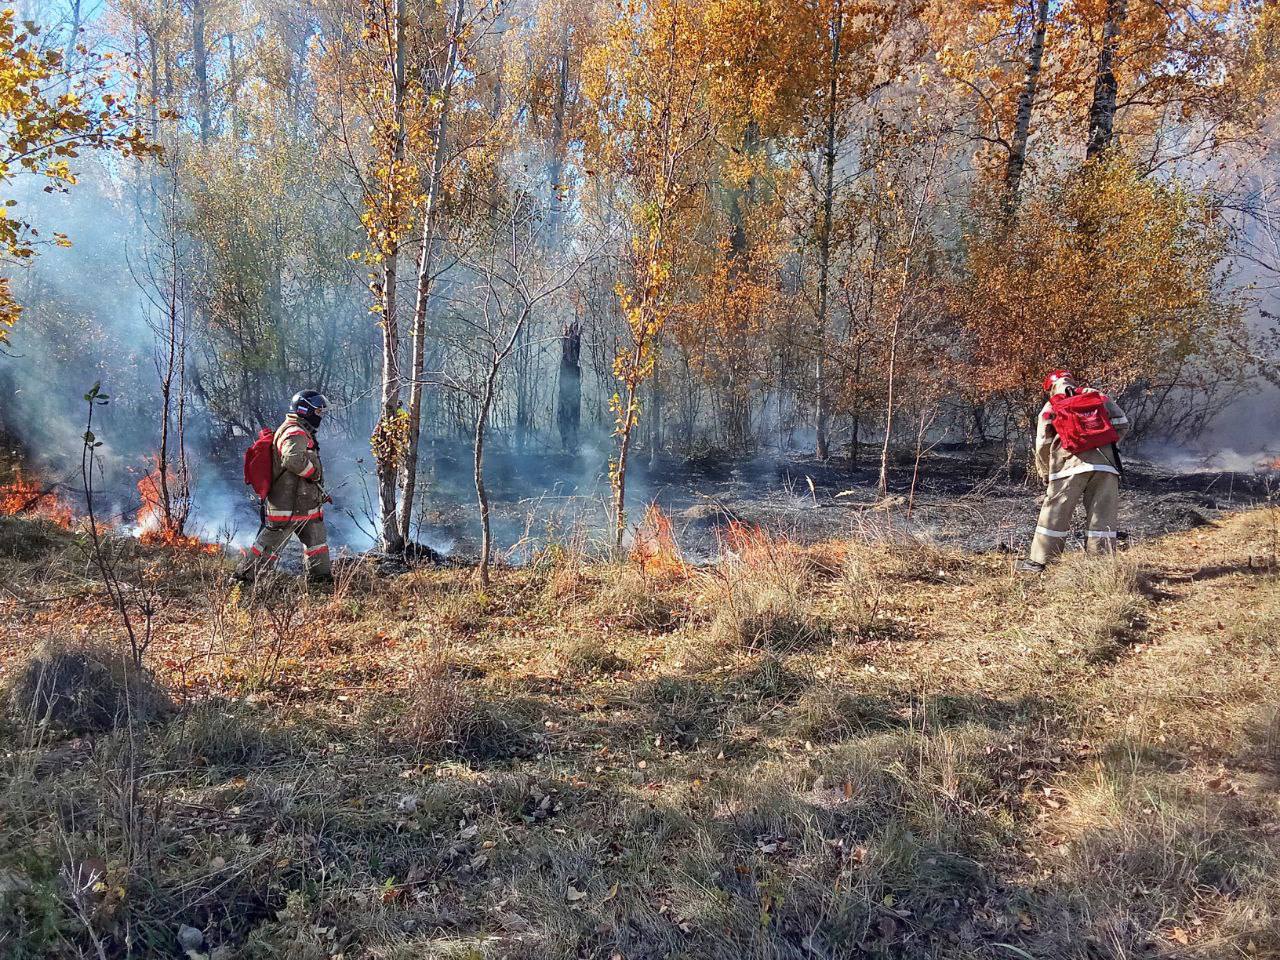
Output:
[0,471,75,528]
[719,520,804,573]
[136,456,219,554]
[722,519,775,560]
[630,504,687,580]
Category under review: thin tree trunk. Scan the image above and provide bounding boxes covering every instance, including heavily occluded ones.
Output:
[848,342,863,465]
[907,405,934,518]
[1086,0,1127,160]
[476,305,536,585]
[649,347,661,467]
[1004,0,1049,206]
[814,0,843,462]
[613,374,640,554]
[376,0,408,554]
[64,0,83,68]
[546,18,571,234]
[192,0,211,142]
[475,365,498,587]
[877,313,900,498]
[156,238,178,533]
[398,0,465,544]
[227,34,241,141]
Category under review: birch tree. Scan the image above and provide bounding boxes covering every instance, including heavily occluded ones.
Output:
[581,0,719,552]
[397,0,469,545]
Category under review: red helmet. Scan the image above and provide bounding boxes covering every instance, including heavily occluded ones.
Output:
[1042,369,1074,392]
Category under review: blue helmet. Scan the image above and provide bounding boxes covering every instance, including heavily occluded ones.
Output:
[290,390,329,430]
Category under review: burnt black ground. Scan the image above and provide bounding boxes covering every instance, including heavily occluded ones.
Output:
[8,435,1273,565]
[404,445,1279,564]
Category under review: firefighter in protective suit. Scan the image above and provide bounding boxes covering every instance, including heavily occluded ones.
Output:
[234,391,332,582]
[1016,371,1130,573]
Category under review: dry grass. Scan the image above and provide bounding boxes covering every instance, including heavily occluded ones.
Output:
[590,564,679,632]
[5,641,172,735]
[708,528,830,652]
[1045,553,1146,662]
[1,508,1278,959]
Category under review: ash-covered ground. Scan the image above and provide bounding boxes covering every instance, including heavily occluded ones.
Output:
[11,424,1271,565]
[404,446,1279,564]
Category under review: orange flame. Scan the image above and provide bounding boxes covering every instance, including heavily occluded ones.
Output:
[719,520,801,572]
[0,471,75,528]
[630,504,687,580]
[136,457,217,554]
[721,519,774,558]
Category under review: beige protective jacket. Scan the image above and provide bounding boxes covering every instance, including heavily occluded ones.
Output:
[1034,387,1130,483]
[264,414,325,524]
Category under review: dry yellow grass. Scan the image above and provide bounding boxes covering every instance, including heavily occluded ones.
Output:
[1,508,1277,958]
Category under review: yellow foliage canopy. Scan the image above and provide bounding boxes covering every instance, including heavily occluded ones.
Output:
[959,157,1237,402]
[0,9,156,343]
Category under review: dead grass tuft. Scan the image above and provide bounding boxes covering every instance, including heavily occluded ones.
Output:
[400,646,531,760]
[710,533,829,651]
[787,681,903,743]
[1041,768,1280,955]
[1046,554,1145,661]
[5,642,172,735]
[557,637,632,677]
[591,565,678,632]
[1254,702,1280,773]
[159,701,299,769]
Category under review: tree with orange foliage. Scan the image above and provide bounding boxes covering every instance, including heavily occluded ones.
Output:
[336,0,419,554]
[0,9,156,343]
[959,156,1240,431]
[323,0,470,553]
[581,0,720,552]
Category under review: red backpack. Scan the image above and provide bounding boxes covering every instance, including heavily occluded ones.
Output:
[1048,391,1119,455]
[243,428,277,499]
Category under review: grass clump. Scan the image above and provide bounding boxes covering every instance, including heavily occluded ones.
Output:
[787,681,903,743]
[158,701,299,770]
[1031,768,1280,956]
[710,527,829,652]
[398,647,533,761]
[557,637,631,677]
[5,642,172,735]
[591,565,678,632]
[1046,555,1145,662]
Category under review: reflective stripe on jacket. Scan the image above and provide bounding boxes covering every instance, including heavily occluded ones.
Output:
[264,415,325,522]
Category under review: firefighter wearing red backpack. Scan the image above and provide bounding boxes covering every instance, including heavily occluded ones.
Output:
[234,390,332,583]
[1016,370,1130,573]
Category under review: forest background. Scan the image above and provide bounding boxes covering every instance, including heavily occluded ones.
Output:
[3,0,1280,557]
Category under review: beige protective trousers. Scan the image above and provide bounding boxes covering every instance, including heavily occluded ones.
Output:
[236,517,331,580]
[1029,469,1119,565]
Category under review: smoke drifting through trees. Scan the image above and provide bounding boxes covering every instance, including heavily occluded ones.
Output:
[2,0,1280,555]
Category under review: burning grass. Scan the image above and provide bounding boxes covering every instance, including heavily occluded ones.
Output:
[135,456,219,555]
[628,503,688,581]
[1,508,1279,958]
[0,470,75,528]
